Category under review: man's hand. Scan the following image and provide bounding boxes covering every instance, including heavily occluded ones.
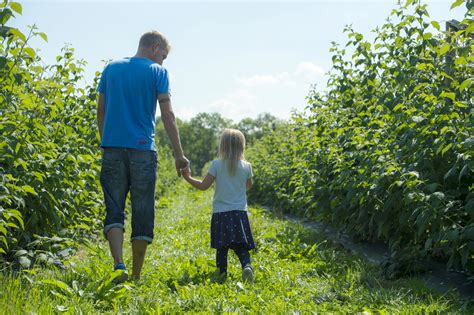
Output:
[175,155,189,177]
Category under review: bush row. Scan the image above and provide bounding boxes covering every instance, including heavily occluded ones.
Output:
[247,0,473,276]
[0,1,105,267]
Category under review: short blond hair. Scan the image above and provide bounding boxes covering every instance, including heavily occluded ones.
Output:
[218,129,246,175]
[139,30,171,52]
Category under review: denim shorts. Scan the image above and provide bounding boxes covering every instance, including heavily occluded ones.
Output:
[100,147,157,244]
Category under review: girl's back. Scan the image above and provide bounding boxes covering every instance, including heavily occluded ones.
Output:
[208,159,252,213]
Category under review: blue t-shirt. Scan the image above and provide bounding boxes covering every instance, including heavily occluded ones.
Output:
[97,57,170,151]
[208,159,253,213]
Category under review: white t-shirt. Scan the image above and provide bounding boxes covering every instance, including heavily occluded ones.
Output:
[208,159,253,213]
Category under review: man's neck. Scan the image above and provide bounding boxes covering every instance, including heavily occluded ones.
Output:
[135,49,152,60]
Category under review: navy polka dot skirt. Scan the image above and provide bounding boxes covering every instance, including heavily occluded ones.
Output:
[211,210,255,250]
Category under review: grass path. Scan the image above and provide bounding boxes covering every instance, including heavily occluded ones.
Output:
[0,184,471,313]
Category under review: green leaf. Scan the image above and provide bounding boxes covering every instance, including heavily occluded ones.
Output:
[415,63,432,70]
[442,143,453,156]
[465,23,474,35]
[9,2,22,14]
[9,28,26,42]
[22,185,37,195]
[450,0,464,9]
[462,137,474,149]
[38,32,48,42]
[468,1,474,10]
[454,101,467,108]
[393,103,404,112]
[0,8,13,25]
[459,78,473,92]
[18,256,31,268]
[0,236,8,248]
[423,32,433,40]
[437,43,450,56]
[412,116,424,123]
[23,47,36,59]
[431,21,440,31]
[403,171,420,179]
[0,25,11,38]
[33,171,44,183]
[7,210,24,229]
[440,91,455,101]
[444,166,457,180]
[41,279,74,296]
[98,270,122,294]
[432,191,445,200]
[56,305,68,312]
[410,83,428,97]
[6,222,18,229]
[454,56,467,66]
[458,164,469,182]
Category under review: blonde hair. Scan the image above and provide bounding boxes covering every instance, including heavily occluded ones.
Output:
[218,129,246,175]
[139,30,171,52]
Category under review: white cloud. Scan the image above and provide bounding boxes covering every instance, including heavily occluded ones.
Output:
[175,107,198,121]
[295,62,325,81]
[236,61,324,88]
[236,72,292,87]
[207,89,258,120]
[205,61,325,121]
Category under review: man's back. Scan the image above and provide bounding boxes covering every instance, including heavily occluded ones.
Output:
[98,57,169,151]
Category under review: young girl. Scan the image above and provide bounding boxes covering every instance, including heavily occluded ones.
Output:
[181,128,255,282]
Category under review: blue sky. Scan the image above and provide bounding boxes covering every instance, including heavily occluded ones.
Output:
[12,0,466,121]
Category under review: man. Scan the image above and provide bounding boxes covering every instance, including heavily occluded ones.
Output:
[97,30,188,282]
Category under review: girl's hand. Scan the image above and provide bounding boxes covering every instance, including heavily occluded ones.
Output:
[181,166,191,178]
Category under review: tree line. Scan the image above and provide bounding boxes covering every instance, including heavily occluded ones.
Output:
[155,112,285,176]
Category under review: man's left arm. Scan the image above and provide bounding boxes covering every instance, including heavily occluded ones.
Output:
[159,93,189,176]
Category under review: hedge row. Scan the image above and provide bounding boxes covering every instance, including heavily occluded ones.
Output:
[247,0,473,276]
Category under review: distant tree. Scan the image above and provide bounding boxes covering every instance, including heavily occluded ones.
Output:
[234,113,286,146]
[156,112,286,175]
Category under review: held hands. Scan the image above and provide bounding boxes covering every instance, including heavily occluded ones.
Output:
[179,164,212,190]
[175,155,190,177]
[180,165,191,179]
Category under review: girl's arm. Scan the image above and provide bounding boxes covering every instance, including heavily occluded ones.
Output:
[246,163,253,190]
[246,178,253,191]
[181,167,215,191]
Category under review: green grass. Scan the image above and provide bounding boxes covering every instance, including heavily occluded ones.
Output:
[0,183,472,314]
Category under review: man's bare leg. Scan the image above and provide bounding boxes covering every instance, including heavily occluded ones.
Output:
[107,227,124,265]
[132,240,148,279]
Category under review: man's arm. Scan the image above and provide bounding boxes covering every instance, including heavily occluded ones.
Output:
[97,93,105,141]
[158,93,189,176]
